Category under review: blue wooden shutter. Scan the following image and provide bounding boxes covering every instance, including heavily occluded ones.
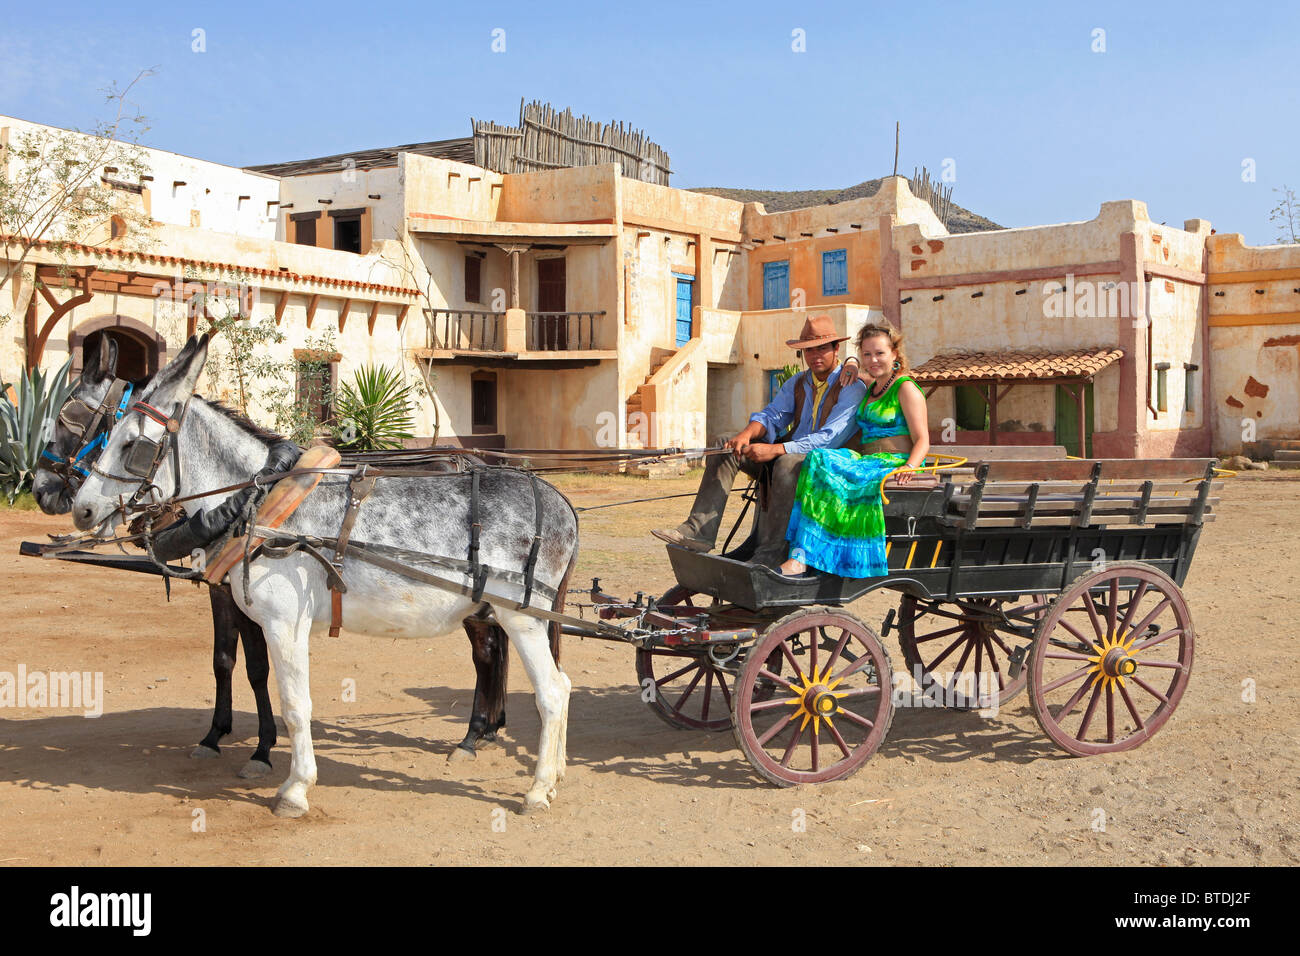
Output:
[763,261,790,309]
[822,249,847,296]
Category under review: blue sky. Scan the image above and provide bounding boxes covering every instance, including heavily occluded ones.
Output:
[3,0,1296,243]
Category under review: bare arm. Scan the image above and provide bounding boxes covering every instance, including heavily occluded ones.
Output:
[893,380,931,482]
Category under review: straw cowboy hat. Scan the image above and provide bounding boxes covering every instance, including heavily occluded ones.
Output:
[785,314,849,349]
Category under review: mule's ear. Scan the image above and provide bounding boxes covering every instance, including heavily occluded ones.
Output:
[147,334,210,402]
[83,336,118,383]
[98,335,119,379]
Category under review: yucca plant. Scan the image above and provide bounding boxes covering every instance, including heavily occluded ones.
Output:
[331,363,416,451]
[1,357,76,504]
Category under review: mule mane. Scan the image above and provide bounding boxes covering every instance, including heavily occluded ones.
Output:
[200,398,287,448]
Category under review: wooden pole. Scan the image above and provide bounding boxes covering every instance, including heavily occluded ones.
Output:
[893,122,899,177]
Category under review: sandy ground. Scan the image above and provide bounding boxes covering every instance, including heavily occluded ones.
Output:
[0,471,1296,867]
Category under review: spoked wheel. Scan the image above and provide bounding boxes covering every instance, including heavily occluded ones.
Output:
[897,594,1047,710]
[733,608,894,787]
[1029,563,1194,756]
[634,585,734,731]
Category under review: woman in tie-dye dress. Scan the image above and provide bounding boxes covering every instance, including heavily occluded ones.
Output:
[780,323,930,578]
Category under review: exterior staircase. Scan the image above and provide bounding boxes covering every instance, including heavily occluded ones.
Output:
[1242,438,1300,470]
[625,348,675,448]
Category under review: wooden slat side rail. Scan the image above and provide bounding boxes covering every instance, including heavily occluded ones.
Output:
[949,480,1224,496]
[978,458,1216,482]
[948,498,1219,515]
[948,513,1216,529]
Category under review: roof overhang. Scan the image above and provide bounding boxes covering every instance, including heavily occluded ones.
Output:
[407,215,615,244]
[911,347,1125,385]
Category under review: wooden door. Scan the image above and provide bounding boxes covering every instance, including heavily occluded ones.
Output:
[537,257,567,348]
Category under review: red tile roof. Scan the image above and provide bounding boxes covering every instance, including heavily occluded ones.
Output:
[911,347,1125,382]
[4,234,420,298]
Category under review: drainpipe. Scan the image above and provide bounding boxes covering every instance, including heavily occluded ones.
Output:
[1143,271,1158,421]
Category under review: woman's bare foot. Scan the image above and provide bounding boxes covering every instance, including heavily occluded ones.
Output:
[778,558,807,576]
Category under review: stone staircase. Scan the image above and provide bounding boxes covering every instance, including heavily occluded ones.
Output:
[1242,438,1300,470]
[625,348,675,449]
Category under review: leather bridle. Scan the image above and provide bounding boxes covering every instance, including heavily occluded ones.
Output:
[40,378,134,492]
[88,396,193,514]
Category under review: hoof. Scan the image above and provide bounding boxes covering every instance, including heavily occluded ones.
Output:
[190,745,221,760]
[447,745,476,764]
[238,758,273,779]
[520,797,550,815]
[273,798,309,819]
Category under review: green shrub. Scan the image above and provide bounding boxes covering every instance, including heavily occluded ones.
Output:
[0,358,75,503]
[331,363,416,451]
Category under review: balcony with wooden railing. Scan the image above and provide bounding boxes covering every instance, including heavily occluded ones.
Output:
[526,311,603,351]
[419,308,614,365]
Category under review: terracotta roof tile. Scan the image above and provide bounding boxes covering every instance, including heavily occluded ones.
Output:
[911,347,1125,382]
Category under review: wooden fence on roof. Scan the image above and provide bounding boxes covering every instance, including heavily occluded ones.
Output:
[910,165,954,226]
[472,98,672,185]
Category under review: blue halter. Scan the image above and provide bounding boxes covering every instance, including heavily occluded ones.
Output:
[42,382,134,478]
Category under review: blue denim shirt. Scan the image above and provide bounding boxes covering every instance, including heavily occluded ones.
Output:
[749,364,868,455]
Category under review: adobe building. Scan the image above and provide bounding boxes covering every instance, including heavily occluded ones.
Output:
[3,106,1295,460]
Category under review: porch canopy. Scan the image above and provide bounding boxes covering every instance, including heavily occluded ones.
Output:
[910,347,1125,449]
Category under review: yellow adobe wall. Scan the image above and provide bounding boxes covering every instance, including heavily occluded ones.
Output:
[401,153,505,221]
[744,177,943,311]
[1205,233,1300,452]
[499,363,620,448]
[497,164,620,223]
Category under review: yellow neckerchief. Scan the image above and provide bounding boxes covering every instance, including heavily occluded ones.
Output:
[809,375,831,425]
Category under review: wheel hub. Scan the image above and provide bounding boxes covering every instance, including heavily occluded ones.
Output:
[784,667,847,733]
[1088,630,1140,687]
[1101,646,1137,678]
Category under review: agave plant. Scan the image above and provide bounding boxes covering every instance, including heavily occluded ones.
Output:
[0,357,76,503]
[331,363,416,452]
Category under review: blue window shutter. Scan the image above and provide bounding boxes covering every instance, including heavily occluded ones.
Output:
[763,261,790,309]
[822,249,848,296]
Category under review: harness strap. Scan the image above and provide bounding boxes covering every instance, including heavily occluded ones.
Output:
[329,468,376,637]
[518,471,544,609]
[468,468,486,603]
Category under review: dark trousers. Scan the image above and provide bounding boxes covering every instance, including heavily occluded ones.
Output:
[677,451,806,567]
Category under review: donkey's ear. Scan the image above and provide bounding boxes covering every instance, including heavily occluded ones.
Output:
[83,336,118,383]
[148,334,210,402]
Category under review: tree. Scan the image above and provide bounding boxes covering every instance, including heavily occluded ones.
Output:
[1269,185,1299,244]
[0,70,156,332]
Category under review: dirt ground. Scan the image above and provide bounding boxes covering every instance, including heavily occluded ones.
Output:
[0,471,1296,867]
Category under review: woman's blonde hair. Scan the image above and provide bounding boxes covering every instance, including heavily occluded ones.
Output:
[856,322,908,373]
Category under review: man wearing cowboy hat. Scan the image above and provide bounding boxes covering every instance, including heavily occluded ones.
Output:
[652,314,866,567]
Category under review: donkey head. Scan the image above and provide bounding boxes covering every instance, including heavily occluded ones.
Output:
[32,336,122,515]
[71,334,209,533]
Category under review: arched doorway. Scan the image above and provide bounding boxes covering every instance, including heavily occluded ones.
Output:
[70,317,166,383]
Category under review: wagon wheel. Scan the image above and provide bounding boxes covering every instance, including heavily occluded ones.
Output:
[733,608,895,787]
[1028,563,1194,756]
[897,594,1047,710]
[634,585,735,731]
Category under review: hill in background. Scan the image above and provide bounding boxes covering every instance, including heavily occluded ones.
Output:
[688,177,1003,234]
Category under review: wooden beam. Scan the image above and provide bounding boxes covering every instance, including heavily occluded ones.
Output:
[274,291,289,325]
[898,259,1125,292]
[988,382,999,446]
[305,294,320,328]
[337,298,352,332]
[396,303,411,330]
[28,279,93,371]
[367,300,381,335]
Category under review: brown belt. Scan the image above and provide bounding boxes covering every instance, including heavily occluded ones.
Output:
[860,435,913,455]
